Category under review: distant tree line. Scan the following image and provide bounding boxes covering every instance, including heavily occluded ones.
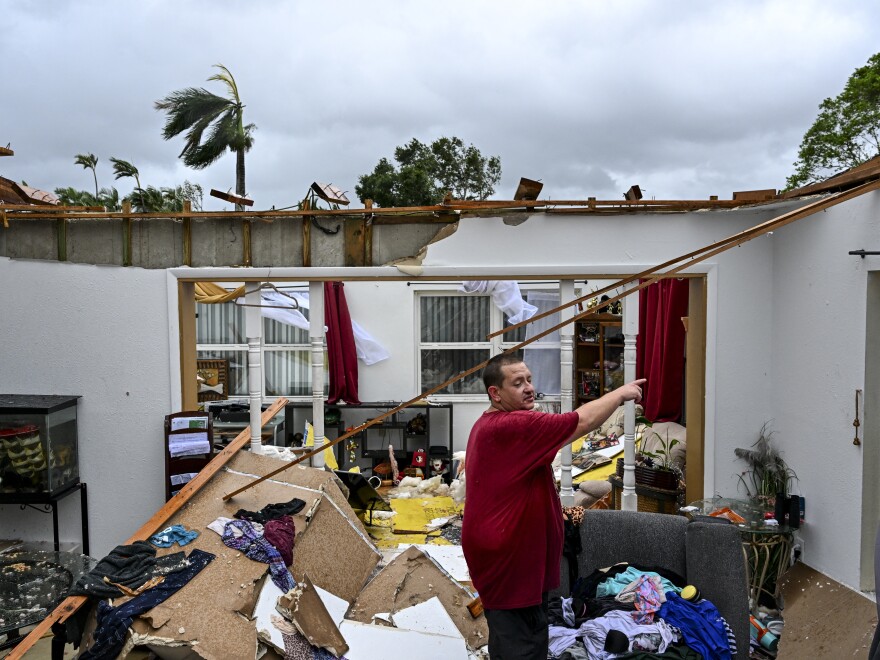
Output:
[55,153,203,211]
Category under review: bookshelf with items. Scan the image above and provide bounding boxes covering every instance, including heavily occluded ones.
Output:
[574,312,624,407]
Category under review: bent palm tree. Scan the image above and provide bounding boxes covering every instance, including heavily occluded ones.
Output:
[154,64,255,210]
[74,153,99,198]
[110,157,143,209]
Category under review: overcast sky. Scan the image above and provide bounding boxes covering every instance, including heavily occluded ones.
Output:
[4,1,879,210]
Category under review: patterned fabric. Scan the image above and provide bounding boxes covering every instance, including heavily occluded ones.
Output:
[632,574,665,623]
[222,519,296,592]
[562,505,585,526]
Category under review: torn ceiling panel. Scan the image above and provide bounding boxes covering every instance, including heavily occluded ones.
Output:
[347,545,488,649]
[227,451,368,537]
[337,619,469,660]
[391,596,463,639]
[291,493,381,603]
[129,468,323,660]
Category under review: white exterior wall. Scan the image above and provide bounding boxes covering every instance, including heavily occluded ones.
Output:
[1,192,876,589]
[770,191,880,588]
[0,257,171,557]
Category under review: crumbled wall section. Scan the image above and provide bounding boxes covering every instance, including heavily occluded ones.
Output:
[347,545,488,649]
[291,493,381,603]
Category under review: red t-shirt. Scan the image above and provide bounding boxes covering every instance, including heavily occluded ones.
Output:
[461,409,579,610]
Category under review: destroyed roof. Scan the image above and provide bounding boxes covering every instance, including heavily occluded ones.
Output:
[0,175,59,206]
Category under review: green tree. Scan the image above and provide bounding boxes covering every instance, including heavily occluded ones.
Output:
[155,64,255,210]
[355,136,501,206]
[124,182,203,213]
[74,153,99,198]
[54,187,97,207]
[98,186,121,212]
[786,52,880,190]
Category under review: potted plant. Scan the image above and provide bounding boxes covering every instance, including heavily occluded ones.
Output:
[615,417,682,491]
[734,422,797,509]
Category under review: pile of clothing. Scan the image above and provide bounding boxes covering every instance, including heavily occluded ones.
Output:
[549,563,737,660]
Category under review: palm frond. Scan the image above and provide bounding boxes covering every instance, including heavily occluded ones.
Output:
[155,88,231,140]
[74,153,98,170]
[109,157,139,181]
[207,64,240,103]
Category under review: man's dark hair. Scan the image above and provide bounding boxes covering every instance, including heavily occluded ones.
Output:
[482,353,524,392]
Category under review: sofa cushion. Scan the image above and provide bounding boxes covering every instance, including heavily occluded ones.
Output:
[598,404,644,436]
[579,480,612,498]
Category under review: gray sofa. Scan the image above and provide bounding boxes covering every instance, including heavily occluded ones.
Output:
[552,509,750,660]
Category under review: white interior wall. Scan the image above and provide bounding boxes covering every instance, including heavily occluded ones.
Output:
[770,190,880,588]
[0,257,171,557]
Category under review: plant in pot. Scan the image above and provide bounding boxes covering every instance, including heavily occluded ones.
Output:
[616,417,683,491]
[734,422,797,510]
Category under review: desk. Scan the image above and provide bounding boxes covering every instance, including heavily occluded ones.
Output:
[687,497,794,611]
[0,482,89,556]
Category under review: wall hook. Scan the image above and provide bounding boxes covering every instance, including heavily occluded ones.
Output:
[853,388,862,445]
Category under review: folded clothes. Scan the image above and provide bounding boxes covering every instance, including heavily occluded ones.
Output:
[149,524,199,548]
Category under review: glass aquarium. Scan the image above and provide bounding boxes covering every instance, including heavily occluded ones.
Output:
[0,395,80,499]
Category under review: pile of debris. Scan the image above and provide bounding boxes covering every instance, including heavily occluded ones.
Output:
[77,450,487,659]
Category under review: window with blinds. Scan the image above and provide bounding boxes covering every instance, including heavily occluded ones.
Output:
[417,289,561,397]
[196,301,326,397]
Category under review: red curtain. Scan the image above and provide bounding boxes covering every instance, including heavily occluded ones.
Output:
[636,279,689,422]
[324,281,361,404]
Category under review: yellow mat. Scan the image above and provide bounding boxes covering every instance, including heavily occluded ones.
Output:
[390,496,463,534]
[359,500,456,549]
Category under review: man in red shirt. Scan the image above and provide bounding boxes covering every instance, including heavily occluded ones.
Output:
[462,353,644,659]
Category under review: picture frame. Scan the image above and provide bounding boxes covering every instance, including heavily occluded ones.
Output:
[196,358,229,402]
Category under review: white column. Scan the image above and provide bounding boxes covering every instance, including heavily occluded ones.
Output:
[558,279,576,505]
[245,285,264,454]
[622,282,639,511]
[309,281,326,468]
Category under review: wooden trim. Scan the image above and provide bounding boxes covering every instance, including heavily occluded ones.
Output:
[685,278,707,503]
[178,281,198,410]
[122,200,132,267]
[303,215,311,266]
[782,157,880,199]
[182,200,192,266]
[5,399,287,660]
[56,218,67,261]
[242,218,252,267]
[2,198,763,221]
[344,217,367,267]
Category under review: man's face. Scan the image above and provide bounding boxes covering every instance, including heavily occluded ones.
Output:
[489,362,536,412]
